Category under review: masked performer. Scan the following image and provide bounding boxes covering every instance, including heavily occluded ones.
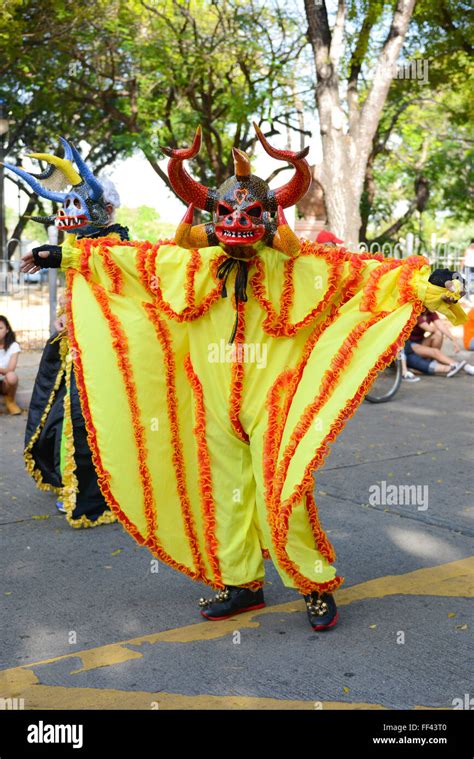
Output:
[20,125,466,630]
[8,140,128,528]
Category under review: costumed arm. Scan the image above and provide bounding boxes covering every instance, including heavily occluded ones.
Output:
[345,253,467,327]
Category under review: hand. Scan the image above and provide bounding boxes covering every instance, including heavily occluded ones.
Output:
[20,251,42,274]
[442,279,464,304]
[429,268,466,301]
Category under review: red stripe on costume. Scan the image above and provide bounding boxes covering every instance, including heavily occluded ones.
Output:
[305,491,336,563]
[143,304,208,582]
[185,249,201,307]
[228,299,249,443]
[151,252,225,322]
[184,354,223,587]
[97,243,124,294]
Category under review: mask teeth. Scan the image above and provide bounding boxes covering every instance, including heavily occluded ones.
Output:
[221,230,256,239]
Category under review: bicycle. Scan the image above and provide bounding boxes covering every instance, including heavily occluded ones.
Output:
[365,354,402,403]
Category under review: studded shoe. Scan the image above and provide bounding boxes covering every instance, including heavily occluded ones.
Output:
[304,591,339,631]
[199,585,265,620]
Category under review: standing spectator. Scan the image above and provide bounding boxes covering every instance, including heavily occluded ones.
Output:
[462,239,474,301]
[0,315,22,415]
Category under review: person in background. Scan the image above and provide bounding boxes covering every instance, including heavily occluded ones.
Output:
[409,308,474,376]
[0,315,22,415]
[400,348,420,382]
[463,307,474,351]
[462,239,474,301]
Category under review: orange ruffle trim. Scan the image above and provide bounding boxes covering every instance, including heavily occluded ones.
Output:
[250,241,346,337]
[184,353,223,588]
[143,303,208,581]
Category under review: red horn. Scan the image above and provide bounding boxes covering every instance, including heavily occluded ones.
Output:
[162,126,212,211]
[253,122,311,208]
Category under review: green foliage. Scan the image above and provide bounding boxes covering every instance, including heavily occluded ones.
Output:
[115,205,176,240]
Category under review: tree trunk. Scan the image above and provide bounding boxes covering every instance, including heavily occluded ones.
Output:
[304,0,416,247]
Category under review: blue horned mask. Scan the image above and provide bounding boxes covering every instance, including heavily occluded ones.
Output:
[4,137,109,236]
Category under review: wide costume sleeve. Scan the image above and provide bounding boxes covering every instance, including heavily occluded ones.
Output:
[342,251,466,326]
[58,235,232,584]
[263,247,467,516]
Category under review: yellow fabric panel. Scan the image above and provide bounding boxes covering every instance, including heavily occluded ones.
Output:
[279,303,416,504]
[71,274,149,538]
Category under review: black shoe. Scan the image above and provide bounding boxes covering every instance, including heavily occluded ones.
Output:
[199,585,265,620]
[304,591,339,631]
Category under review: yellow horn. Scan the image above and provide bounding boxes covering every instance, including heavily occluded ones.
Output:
[27,153,82,185]
[232,147,251,177]
[272,207,301,258]
[175,221,210,250]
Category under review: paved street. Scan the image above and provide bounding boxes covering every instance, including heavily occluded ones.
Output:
[0,355,473,710]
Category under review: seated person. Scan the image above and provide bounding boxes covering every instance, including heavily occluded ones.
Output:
[0,315,22,415]
[411,308,461,352]
[404,338,465,377]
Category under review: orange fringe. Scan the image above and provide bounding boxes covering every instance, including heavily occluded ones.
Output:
[250,241,346,337]
[184,249,201,307]
[143,304,208,581]
[360,258,404,312]
[305,491,336,563]
[97,243,124,294]
[142,247,225,322]
[184,353,223,587]
[66,269,204,583]
[273,301,425,594]
[228,299,249,443]
[397,254,430,304]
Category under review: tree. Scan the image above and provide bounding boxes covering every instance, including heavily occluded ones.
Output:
[304,0,417,245]
[1,0,307,251]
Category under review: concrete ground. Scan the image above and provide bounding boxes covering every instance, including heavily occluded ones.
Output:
[0,343,472,710]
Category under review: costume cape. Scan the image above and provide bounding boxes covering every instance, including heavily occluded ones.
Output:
[58,236,464,591]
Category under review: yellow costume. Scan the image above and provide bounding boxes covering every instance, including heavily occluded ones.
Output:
[59,234,464,594]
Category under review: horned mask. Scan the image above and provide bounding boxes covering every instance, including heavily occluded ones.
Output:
[4,138,109,236]
[163,123,311,258]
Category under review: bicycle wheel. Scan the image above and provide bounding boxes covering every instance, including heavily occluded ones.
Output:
[365,358,402,403]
